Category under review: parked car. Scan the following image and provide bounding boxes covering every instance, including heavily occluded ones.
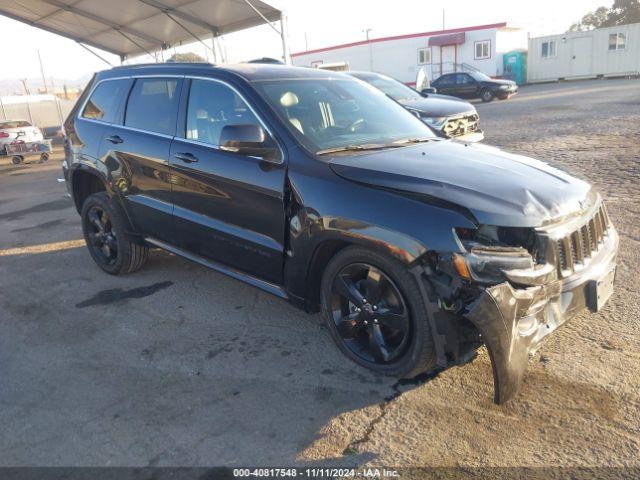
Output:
[349,71,483,142]
[430,71,518,102]
[0,120,44,154]
[63,64,618,404]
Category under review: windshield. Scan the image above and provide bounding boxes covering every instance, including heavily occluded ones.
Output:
[354,74,420,101]
[469,71,492,81]
[254,77,434,154]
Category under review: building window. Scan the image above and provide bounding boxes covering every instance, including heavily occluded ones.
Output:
[417,47,432,64]
[541,40,557,58]
[474,40,491,60]
[609,33,626,50]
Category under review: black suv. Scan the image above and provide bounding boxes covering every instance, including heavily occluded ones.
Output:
[63,63,618,403]
[431,71,517,102]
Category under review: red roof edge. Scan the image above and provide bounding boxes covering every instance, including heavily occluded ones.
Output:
[291,22,508,58]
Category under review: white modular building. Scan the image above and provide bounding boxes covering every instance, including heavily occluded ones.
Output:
[291,22,527,84]
[527,22,640,83]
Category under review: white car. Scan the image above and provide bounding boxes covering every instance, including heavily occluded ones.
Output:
[0,120,44,153]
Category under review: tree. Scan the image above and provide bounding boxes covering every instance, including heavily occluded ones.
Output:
[167,52,206,63]
[569,0,640,31]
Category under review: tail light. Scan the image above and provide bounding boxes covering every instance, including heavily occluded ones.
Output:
[0,132,9,138]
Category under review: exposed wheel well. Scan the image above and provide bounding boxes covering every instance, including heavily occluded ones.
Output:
[72,170,106,213]
[305,240,351,312]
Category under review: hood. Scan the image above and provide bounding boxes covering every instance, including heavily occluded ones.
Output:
[399,95,475,118]
[328,141,592,227]
[484,78,516,86]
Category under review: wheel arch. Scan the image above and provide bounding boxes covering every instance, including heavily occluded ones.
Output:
[70,167,108,213]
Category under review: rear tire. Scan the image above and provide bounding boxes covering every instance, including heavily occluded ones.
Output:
[320,246,436,378]
[81,192,148,275]
[39,153,49,163]
[12,156,22,165]
[481,88,494,102]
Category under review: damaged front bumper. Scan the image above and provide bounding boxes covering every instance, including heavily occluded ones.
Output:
[465,225,619,404]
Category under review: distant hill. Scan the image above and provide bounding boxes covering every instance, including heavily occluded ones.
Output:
[0,75,92,96]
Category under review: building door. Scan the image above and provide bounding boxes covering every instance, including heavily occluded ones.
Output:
[570,36,593,77]
[441,45,457,74]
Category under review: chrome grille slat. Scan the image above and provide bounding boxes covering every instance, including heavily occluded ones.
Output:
[550,203,609,278]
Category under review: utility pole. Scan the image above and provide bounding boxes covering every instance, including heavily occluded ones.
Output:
[37,49,48,93]
[21,79,34,124]
[305,32,308,52]
[442,9,445,30]
[363,28,373,71]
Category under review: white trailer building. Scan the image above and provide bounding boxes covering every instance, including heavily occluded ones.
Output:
[291,22,527,84]
[527,22,640,83]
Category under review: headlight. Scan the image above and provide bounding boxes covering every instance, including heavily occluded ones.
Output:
[421,116,447,128]
[454,246,534,283]
[452,226,537,284]
[499,85,510,90]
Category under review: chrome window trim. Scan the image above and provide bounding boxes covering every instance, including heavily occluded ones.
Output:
[77,73,284,164]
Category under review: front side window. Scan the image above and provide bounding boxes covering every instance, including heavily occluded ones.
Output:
[185,79,261,146]
[417,47,432,65]
[609,33,626,50]
[356,74,421,102]
[254,77,434,154]
[125,78,181,135]
[474,40,491,59]
[434,74,454,86]
[541,40,557,58]
[82,79,129,123]
[456,74,473,85]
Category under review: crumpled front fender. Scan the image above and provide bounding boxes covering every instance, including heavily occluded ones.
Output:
[465,281,561,404]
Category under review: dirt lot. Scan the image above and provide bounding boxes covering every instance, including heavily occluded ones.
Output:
[0,78,638,469]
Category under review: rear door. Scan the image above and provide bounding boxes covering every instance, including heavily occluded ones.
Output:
[433,74,456,96]
[99,76,183,241]
[169,77,287,283]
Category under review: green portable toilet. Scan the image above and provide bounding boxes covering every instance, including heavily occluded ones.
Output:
[503,50,527,85]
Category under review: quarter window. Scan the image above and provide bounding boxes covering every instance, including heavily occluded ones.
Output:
[125,78,181,135]
[609,33,626,50]
[541,40,557,58]
[417,47,432,64]
[185,79,261,146]
[474,40,491,60]
[81,79,129,123]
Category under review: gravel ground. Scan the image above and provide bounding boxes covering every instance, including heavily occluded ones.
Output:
[0,78,638,470]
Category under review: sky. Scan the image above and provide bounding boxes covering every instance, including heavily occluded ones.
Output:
[0,0,613,89]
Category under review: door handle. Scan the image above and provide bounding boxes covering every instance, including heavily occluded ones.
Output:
[174,152,198,163]
[106,135,123,144]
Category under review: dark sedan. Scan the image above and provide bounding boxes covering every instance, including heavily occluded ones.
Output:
[349,71,483,142]
[430,71,518,102]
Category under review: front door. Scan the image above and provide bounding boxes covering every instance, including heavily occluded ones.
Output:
[169,78,287,284]
[570,36,593,77]
[100,76,183,241]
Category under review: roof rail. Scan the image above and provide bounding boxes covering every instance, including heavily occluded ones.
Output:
[110,62,215,70]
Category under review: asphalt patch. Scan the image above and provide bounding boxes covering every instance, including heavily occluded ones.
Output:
[10,219,65,233]
[0,198,71,221]
[75,281,174,308]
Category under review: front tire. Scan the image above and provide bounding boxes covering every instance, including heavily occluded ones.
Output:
[480,88,494,102]
[81,192,148,275]
[320,246,436,378]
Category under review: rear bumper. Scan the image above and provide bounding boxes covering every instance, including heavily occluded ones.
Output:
[465,225,618,404]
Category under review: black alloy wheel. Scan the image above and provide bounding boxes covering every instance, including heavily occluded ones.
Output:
[329,262,411,364]
[85,205,118,266]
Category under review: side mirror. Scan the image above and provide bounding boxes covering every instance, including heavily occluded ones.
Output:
[420,87,437,95]
[220,124,279,162]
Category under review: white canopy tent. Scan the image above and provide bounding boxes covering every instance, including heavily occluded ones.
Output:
[0,0,289,63]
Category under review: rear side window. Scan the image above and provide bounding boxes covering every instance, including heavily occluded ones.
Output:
[81,79,129,123]
[125,78,181,136]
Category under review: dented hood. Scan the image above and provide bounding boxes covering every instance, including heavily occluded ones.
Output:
[329,141,592,227]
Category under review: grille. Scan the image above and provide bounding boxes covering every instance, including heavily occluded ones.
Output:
[442,113,479,138]
[555,203,610,276]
